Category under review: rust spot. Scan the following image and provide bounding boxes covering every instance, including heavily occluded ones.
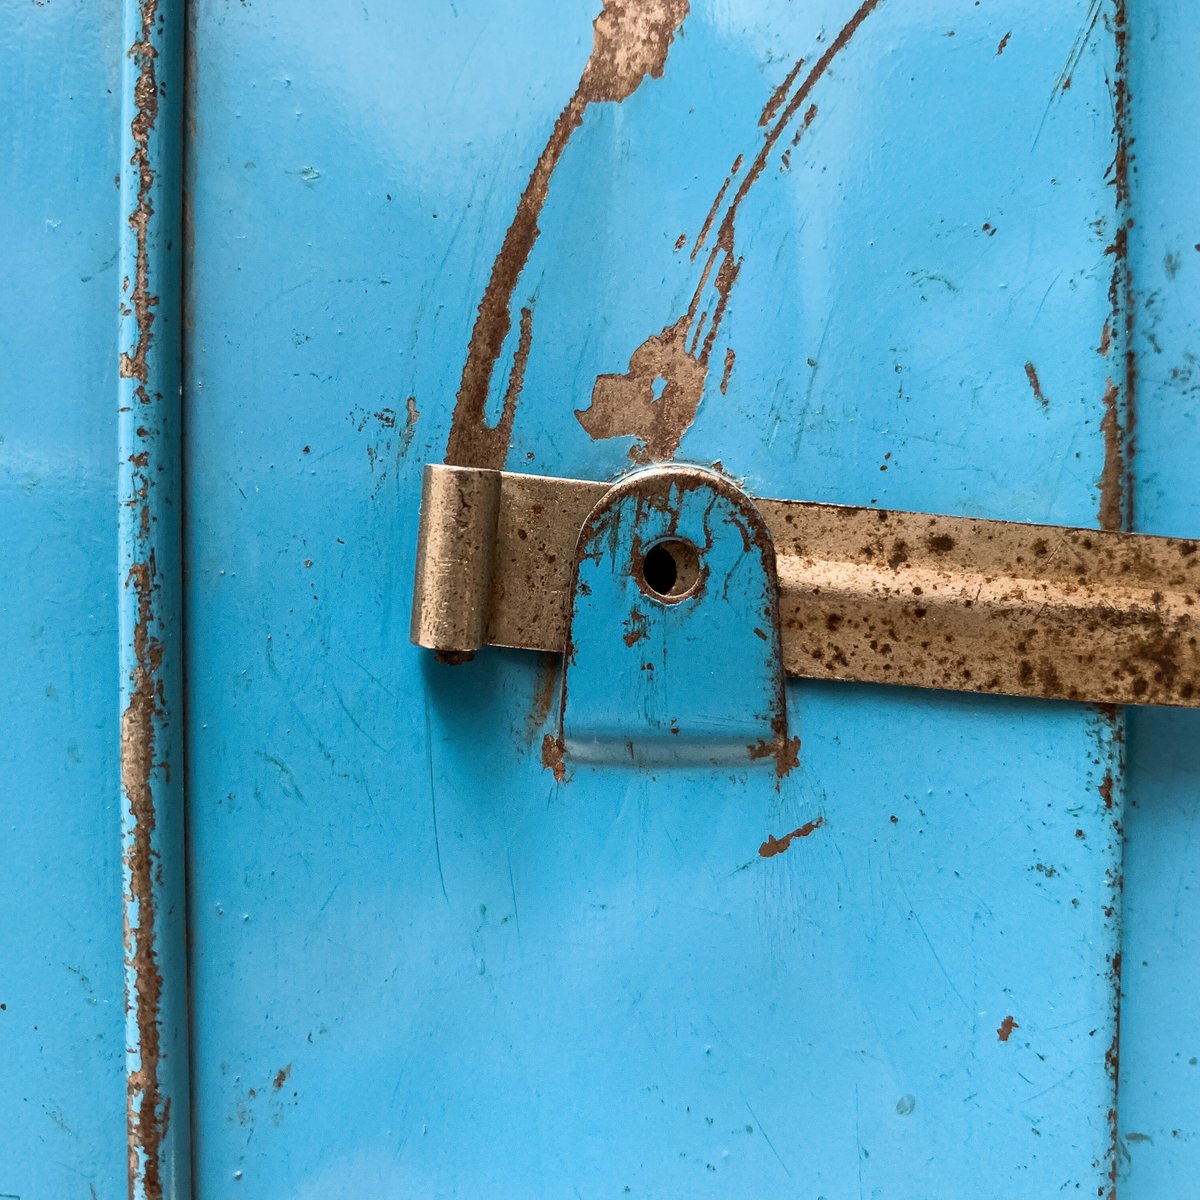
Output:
[1099,318,1112,357]
[622,606,650,646]
[996,31,1011,56]
[1024,361,1048,409]
[272,1064,292,1091]
[996,1014,1018,1042]
[758,815,824,858]
[444,0,689,469]
[541,732,567,782]
[577,0,889,459]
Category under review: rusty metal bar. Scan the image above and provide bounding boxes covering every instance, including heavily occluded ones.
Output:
[412,464,1200,708]
[118,0,191,1196]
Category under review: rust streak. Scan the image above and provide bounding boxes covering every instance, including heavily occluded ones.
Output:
[719,346,735,395]
[758,815,824,858]
[123,555,168,1200]
[1098,377,1124,533]
[577,0,888,461]
[444,0,689,469]
[759,58,805,126]
[526,652,560,740]
[121,2,170,1196]
[1099,0,1134,537]
[1024,361,1048,409]
[691,168,734,262]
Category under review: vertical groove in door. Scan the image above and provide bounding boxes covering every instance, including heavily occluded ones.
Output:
[118,0,191,1195]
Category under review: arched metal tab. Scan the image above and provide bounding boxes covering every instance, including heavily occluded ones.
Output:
[556,466,794,768]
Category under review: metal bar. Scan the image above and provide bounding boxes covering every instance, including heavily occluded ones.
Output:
[412,464,1200,708]
[118,0,191,1196]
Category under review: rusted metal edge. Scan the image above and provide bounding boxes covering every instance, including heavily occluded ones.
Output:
[412,464,1200,708]
[118,0,191,1197]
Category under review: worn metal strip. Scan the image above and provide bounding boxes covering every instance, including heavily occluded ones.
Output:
[413,464,1200,708]
[118,0,191,1196]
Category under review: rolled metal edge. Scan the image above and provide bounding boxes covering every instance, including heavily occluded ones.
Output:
[410,463,504,652]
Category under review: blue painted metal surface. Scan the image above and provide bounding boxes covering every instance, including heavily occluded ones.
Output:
[1,0,1197,1193]
[118,0,192,1193]
[0,6,128,1197]
[1118,1,1200,1191]
[562,466,788,765]
[182,2,1131,1194]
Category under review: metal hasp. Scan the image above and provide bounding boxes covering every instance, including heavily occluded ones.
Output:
[557,465,791,768]
[412,463,1200,710]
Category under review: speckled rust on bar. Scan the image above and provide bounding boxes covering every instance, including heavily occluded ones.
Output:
[412,465,1200,709]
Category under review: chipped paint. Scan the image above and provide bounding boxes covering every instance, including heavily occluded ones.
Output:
[1024,361,1048,409]
[541,732,567,781]
[576,0,889,460]
[444,0,689,469]
[758,815,823,858]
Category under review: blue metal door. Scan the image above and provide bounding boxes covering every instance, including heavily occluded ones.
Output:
[182,2,1129,1195]
[3,2,1200,1197]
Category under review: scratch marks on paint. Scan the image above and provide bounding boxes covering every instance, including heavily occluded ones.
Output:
[576,0,889,461]
[758,815,823,858]
[120,2,170,1196]
[1053,0,1104,97]
[444,0,690,469]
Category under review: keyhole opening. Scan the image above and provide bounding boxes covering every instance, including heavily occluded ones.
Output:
[637,539,702,603]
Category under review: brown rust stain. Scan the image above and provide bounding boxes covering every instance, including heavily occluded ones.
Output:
[996,1014,1018,1042]
[526,652,560,740]
[997,31,1012,56]
[1099,0,1135,536]
[758,815,823,858]
[121,3,171,1196]
[719,346,736,396]
[272,1064,292,1091]
[541,733,567,782]
[1024,361,1048,409]
[1098,377,1125,533]
[444,0,689,469]
[122,563,169,1200]
[576,0,889,461]
[1095,33,1133,1194]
